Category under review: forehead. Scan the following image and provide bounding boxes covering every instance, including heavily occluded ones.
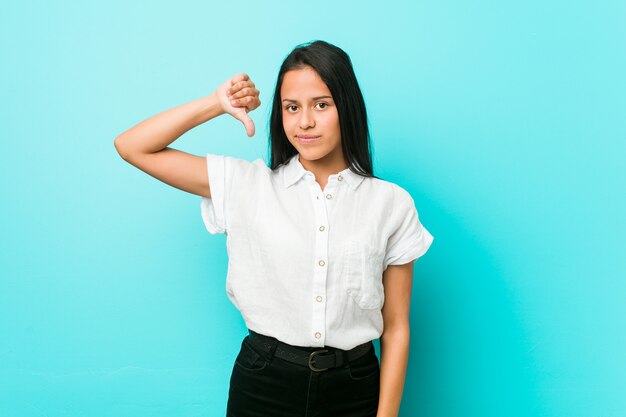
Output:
[280,66,332,98]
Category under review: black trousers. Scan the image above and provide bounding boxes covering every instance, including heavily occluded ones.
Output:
[226,330,380,417]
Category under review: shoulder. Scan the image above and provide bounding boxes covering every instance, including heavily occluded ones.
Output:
[363,176,416,208]
[206,153,271,176]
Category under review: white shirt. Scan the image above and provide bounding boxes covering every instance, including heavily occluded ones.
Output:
[200,153,433,350]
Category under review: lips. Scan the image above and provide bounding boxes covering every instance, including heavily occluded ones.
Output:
[297,135,320,144]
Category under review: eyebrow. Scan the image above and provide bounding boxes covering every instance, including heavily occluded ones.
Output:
[282,96,333,103]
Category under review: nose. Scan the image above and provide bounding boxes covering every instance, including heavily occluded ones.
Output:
[298,108,315,129]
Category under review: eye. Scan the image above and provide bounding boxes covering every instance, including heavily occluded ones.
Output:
[285,105,298,112]
[316,102,328,109]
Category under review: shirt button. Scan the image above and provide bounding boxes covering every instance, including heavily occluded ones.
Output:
[315,332,321,339]
[318,260,326,267]
[319,225,325,232]
[325,194,332,199]
[316,295,323,302]
[338,175,343,181]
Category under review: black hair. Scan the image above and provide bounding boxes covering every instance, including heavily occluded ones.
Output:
[267,40,375,177]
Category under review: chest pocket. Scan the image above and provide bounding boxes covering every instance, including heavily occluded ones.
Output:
[343,240,385,310]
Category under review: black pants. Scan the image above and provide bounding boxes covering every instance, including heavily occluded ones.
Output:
[227,330,380,417]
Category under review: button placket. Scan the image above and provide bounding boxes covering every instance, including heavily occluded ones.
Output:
[307,179,331,347]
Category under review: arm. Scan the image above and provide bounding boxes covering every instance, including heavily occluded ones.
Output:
[377,261,414,417]
[113,73,261,198]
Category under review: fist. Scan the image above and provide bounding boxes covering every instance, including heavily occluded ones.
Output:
[215,73,261,137]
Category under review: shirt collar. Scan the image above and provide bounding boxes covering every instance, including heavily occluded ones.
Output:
[282,154,365,190]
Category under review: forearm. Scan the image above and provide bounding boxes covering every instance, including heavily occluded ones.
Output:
[114,92,223,159]
[377,327,410,417]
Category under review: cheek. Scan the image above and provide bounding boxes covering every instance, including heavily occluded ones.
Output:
[324,113,340,134]
[282,114,295,133]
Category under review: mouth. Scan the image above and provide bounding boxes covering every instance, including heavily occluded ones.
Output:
[297,135,320,144]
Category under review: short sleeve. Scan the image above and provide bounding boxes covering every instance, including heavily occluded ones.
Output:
[200,154,228,234]
[384,196,434,270]
[200,154,267,234]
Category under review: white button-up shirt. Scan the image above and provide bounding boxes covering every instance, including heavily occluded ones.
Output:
[201,153,433,350]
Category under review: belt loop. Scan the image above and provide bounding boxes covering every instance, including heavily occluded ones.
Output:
[267,336,278,359]
[335,350,349,366]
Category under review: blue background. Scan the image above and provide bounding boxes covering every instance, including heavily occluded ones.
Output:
[1,0,625,416]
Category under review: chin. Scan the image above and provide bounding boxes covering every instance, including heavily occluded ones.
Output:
[297,150,327,162]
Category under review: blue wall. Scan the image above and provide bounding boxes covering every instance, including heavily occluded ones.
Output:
[1,0,625,416]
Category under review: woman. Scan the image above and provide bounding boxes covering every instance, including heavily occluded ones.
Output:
[115,40,433,417]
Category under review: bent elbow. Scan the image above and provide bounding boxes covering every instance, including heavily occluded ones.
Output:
[114,135,130,161]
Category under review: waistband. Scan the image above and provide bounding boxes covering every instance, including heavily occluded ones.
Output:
[246,329,373,372]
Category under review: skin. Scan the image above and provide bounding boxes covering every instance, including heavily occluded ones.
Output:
[379,262,414,417]
[114,72,414,417]
[280,66,346,190]
[113,73,260,199]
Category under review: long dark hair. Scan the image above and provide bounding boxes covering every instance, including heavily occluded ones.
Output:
[268,40,375,177]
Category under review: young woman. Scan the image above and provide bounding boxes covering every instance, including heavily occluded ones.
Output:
[115,40,433,417]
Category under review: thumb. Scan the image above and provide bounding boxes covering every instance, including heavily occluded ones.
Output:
[235,110,255,137]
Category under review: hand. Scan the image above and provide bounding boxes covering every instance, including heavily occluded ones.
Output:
[215,73,261,137]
